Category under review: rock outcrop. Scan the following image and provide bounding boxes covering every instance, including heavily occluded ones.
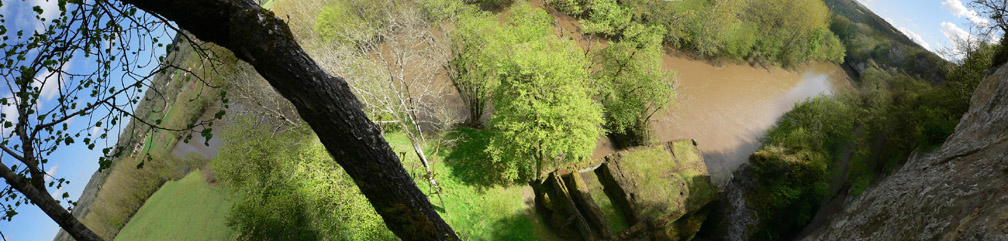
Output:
[536,140,718,240]
[805,65,1008,240]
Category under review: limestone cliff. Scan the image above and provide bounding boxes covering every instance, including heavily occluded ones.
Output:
[805,64,1008,240]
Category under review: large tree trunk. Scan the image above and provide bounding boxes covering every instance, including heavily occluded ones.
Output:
[0,165,102,241]
[120,0,458,240]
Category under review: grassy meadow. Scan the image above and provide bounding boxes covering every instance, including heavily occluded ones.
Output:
[114,171,234,241]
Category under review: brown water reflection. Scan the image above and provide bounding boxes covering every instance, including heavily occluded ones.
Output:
[595,54,852,185]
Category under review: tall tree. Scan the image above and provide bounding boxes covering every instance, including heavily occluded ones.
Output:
[591,23,676,147]
[2,0,459,240]
[0,1,228,240]
[330,1,455,197]
[446,10,507,127]
[121,0,459,240]
[971,0,1008,35]
[485,36,603,182]
[484,5,603,182]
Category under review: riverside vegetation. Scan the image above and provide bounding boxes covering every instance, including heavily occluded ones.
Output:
[47,0,1003,240]
[738,0,1003,239]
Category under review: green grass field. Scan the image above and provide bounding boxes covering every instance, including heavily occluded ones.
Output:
[114,171,235,241]
[384,129,559,240]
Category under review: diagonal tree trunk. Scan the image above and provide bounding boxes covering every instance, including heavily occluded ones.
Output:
[119,0,458,240]
[0,164,102,241]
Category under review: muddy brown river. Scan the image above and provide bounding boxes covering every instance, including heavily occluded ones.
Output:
[592,55,853,186]
[511,1,859,186]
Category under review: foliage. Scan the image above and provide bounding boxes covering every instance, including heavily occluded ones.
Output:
[620,0,845,65]
[114,171,235,241]
[748,96,855,240]
[579,0,633,36]
[591,23,675,147]
[379,128,558,240]
[211,120,393,241]
[471,0,514,9]
[449,10,509,126]
[418,0,468,23]
[315,0,393,44]
[505,3,555,43]
[748,146,829,240]
[549,0,589,16]
[485,5,603,182]
[746,0,841,64]
[824,0,949,80]
[750,39,997,237]
[947,41,1000,113]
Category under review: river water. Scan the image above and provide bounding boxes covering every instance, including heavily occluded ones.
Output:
[521,0,856,185]
[656,57,851,186]
[592,56,852,185]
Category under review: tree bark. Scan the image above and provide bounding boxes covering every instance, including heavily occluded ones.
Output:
[120,0,458,240]
[0,165,102,241]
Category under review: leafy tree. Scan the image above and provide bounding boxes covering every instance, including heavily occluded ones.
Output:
[314,0,386,45]
[0,1,230,240]
[3,0,462,239]
[549,0,590,16]
[579,0,633,36]
[591,23,675,147]
[690,0,744,56]
[746,0,834,64]
[485,6,603,182]
[506,3,555,43]
[447,10,509,127]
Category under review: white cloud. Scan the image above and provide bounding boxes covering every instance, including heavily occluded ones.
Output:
[942,0,990,26]
[44,164,58,182]
[942,21,976,43]
[33,69,62,101]
[897,26,932,50]
[33,59,72,101]
[942,22,978,60]
[30,0,62,32]
[0,95,18,136]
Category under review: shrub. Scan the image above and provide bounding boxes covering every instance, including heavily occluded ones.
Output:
[549,0,589,16]
[315,0,390,45]
[579,0,633,36]
[212,119,393,240]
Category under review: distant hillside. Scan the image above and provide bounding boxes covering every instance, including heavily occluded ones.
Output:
[826,0,919,48]
[825,0,951,81]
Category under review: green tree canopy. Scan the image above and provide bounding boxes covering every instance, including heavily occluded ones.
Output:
[484,5,603,182]
[591,23,676,146]
[449,9,509,126]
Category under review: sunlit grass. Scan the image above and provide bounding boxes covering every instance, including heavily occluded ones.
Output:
[114,170,235,241]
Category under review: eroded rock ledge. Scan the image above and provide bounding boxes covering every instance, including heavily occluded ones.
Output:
[534,140,718,241]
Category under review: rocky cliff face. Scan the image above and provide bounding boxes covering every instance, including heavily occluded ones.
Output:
[805,65,1008,240]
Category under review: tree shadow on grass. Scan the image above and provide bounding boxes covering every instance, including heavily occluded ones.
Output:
[484,212,549,240]
[442,127,509,188]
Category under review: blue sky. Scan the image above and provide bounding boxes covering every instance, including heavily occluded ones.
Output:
[858,0,995,59]
[0,0,173,240]
[0,0,997,241]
